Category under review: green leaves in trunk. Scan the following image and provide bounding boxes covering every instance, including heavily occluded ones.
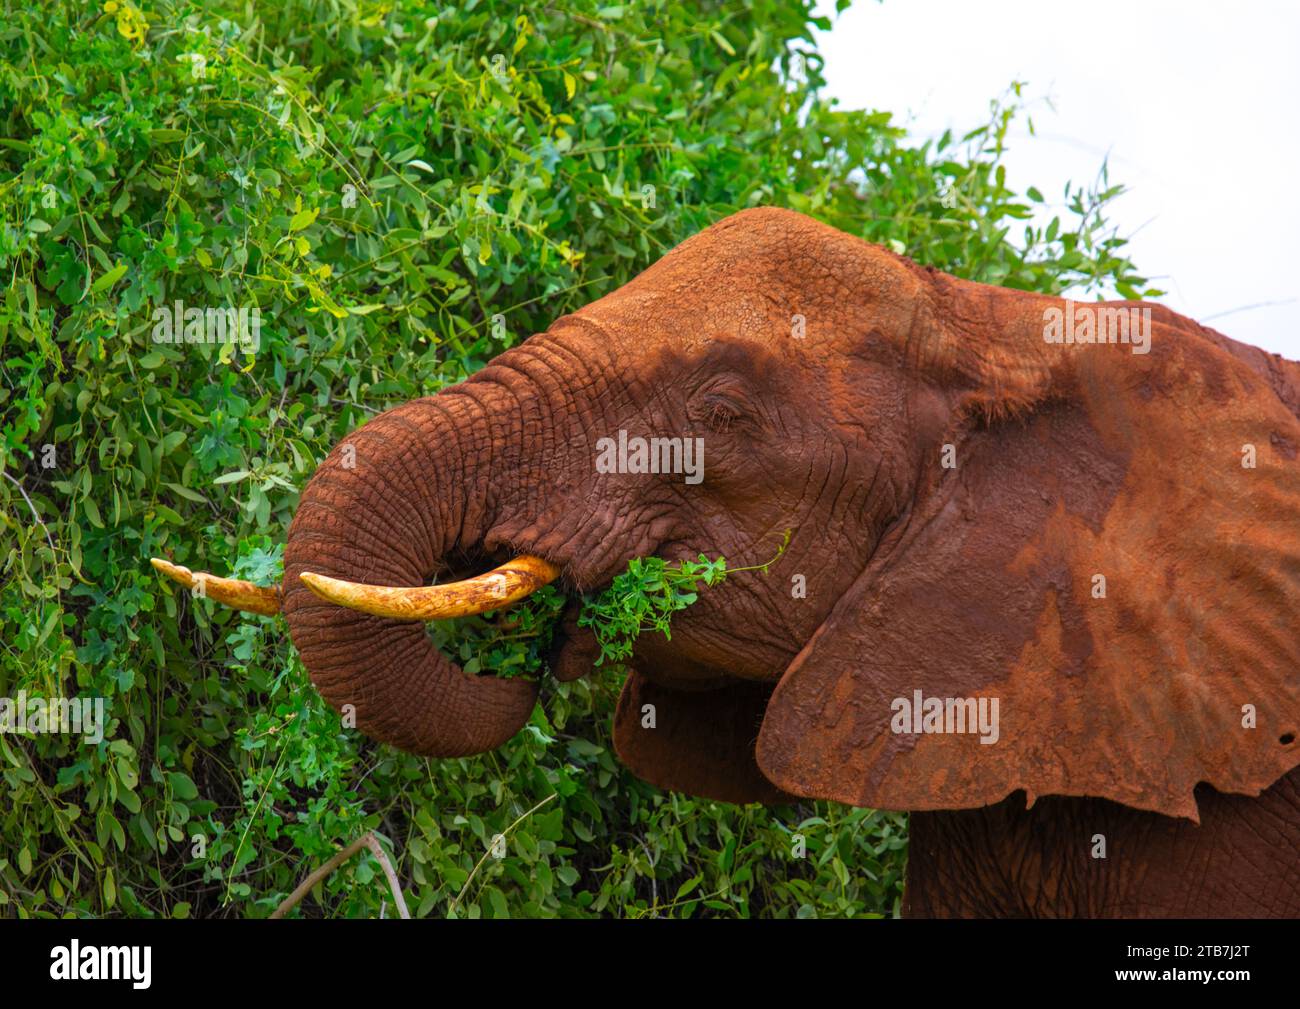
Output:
[579,554,728,667]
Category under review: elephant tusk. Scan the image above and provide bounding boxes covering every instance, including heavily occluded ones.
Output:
[150,557,282,616]
[298,555,561,622]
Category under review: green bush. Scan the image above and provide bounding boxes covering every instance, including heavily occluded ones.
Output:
[0,0,1154,918]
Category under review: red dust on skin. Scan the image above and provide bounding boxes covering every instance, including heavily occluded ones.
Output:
[268,208,1300,917]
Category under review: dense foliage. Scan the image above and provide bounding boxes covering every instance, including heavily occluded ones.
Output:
[0,0,1155,918]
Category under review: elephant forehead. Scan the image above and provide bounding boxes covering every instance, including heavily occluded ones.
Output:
[559,207,926,354]
[566,284,788,354]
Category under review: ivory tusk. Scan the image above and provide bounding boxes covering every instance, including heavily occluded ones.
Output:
[150,557,282,616]
[299,555,561,622]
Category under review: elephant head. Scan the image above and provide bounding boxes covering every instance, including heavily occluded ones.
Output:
[155,207,1300,822]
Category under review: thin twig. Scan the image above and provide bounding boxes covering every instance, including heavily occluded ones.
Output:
[447,793,558,917]
[329,396,380,414]
[270,836,367,918]
[270,832,410,919]
[1201,298,1297,322]
[364,834,411,920]
[638,838,658,916]
[2,470,55,553]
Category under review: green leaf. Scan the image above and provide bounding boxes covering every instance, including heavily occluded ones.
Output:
[674,874,702,901]
[288,208,319,232]
[89,262,128,294]
[169,772,199,801]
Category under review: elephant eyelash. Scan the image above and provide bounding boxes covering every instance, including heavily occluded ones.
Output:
[704,396,744,433]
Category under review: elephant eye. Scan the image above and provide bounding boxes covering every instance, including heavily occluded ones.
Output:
[702,393,744,433]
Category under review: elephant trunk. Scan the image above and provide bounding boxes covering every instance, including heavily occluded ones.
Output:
[280,387,540,756]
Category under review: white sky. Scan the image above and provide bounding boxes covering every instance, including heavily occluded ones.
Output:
[813,0,1300,359]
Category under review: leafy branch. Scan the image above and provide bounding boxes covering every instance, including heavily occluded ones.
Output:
[577,528,791,668]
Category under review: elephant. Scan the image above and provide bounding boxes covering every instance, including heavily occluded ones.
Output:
[154,207,1300,918]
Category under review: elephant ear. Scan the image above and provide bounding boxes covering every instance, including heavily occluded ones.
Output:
[757,296,1300,821]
